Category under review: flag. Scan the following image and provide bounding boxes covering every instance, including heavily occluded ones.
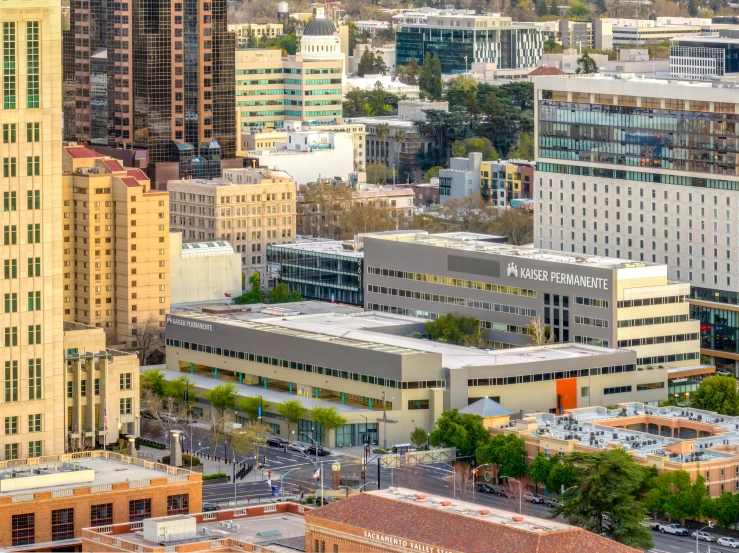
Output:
[313,468,320,479]
[463,55,467,62]
[104,405,108,432]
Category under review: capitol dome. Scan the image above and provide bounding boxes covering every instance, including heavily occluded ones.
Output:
[303,15,336,36]
[299,4,343,61]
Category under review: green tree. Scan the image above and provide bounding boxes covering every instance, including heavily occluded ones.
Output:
[266,33,298,55]
[419,53,442,99]
[566,1,590,17]
[476,434,528,479]
[423,166,443,181]
[366,162,389,185]
[545,456,578,494]
[373,54,389,75]
[706,492,739,531]
[233,273,263,304]
[480,93,516,157]
[688,0,699,16]
[692,375,739,415]
[141,369,166,397]
[237,396,271,422]
[357,47,375,77]
[232,421,271,467]
[555,449,652,550]
[266,283,303,304]
[311,406,347,445]
[549,0,559,14]
[643,471,706,522]
[528,452,551,493]
[277,399,308,443]
[206,384,238,418]
[535,0,549,17]
[594,0,608,15]
[543,38,564,53]
[508,132,534,160]
[343,88,367,117]
[429,408,490,457]
[396,58,421,85]
[444,75,479,113]
[450,137,499,161]
[576,52,599,74]
[394,129,406,181]
[410,427,428,449]
[425,312,480,345]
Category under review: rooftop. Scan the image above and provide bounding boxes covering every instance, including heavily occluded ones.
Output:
[459,396,514,418]
[268,239,365,258]
[367,231,660,271]
[671,35,739,44]
[167,310,630,370]
[306,489,640,553]
[180,241,236,258]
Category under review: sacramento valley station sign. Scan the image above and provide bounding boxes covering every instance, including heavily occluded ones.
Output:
[362,531,456,553]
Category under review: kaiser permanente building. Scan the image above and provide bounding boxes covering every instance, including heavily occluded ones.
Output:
[363,231,700,369]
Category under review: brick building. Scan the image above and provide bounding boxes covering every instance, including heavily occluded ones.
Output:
[305,489,640,553]
[0,450,200,552]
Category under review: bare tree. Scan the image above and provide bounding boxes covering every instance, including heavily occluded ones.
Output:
[501,478,527,514]
[526,315,553,346]
[132,316,162,365]
[232,421,270,469]
[396,457,425,490]
[452,462,476,501]
[206,409,234,473]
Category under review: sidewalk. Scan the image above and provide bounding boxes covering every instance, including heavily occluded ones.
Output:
[137,444,267,482]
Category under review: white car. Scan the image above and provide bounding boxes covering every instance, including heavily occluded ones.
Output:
[656,523,688,536]
[691,530,716,542]
[718,537,739,548]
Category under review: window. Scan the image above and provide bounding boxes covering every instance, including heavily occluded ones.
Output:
[26,156,39,176]
[637,382,665,391]
[3,157,15,177]
[129,499,151,522]
[3,191,15,211]
[11,514,33,546]
[26,122,40,142]
[4,442,18,460]
[3,23,16,110]
[407,400,429,410]
[604,385,632,395]
[5,416,17,434]
[27,324,41,344]
[4,292,16,313]
[2,123,15,143]
[5,360,17,401]
[28,414,41,433]
[581,386,590,397]
[27,223,40,243]
[4,225,16,245]
[4,326,16,346]
[120,373,132,390]
[120,397,132,414]
[51,509,74,541]
[28,257,40,277]
[91,504,113,527]
[28,358,40,399]
[4,259,17,279]
[26,22,39,108]
[27,291,40,311]
[167,494,189,515]
[28,440,41,458]
[27,190,40,210]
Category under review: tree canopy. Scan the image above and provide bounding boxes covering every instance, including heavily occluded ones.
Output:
[357,47,388,76]
[233,273,263,305]
[266,283,303,304]
[424,312,480,345]
[311,406,347,445]
[277,400,308,442]
[476,434,528,479]
[429,408,489,457]
[692,375,739,415]
[419,53,442,99]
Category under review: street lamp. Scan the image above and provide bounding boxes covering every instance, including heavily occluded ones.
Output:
[695,523,714,552]
[501,476,524,514]
[427,432,430,450]
[340,482,375,498]
[280,467,303,502]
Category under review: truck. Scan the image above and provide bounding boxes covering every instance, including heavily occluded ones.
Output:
[654,523,688,536]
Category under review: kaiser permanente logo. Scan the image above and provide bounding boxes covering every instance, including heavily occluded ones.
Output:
[509,264,609,291]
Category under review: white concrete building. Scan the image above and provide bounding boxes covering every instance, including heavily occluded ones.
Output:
[354,20,391,36]
[439,152,482,201]
[249,130,356,184]
[351,43,397,74]
[594,17,721,49]
[534,74,739,368]
[344,74,420,99]
[169,233,243,303]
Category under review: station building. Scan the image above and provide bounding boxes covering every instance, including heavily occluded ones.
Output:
[164,303,667,446]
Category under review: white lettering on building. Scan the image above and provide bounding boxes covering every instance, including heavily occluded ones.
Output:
[518,267,609,291]
[166,315,213,332]
[362,530,453,553]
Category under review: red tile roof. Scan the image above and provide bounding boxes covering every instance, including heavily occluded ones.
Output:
[65,146,103,159]
[126,168,149,181]
[306,493,640,553]
[120,177,140,188]
[528,66,566,76]
[103,159,125,172]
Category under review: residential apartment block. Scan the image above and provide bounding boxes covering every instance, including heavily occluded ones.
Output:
[228,23,284,48]
[62,145,170,357]
[168,168,297,284]
[235,8,344,132]
[64,321,140,448]
[63,0,236,175]
[394,8,542,74]
[533,74,739,368]
[364,231,700,369]
[0,0,66,457]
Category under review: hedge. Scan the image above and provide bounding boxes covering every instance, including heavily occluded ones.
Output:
[161,454,201,466]
[203,472,228,480]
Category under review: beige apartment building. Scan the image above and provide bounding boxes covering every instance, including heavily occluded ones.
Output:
[62,145,170,360]
[229,23,285,48]
[64,321,140,450]
[168,168,297,286]
[0,0,66,459]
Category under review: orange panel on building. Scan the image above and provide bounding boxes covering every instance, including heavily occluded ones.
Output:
[556,378,578,413]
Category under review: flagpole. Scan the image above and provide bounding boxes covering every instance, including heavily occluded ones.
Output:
[320,460,324,502]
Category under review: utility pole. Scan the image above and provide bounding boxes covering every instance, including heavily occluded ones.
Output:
[377,456,381,490]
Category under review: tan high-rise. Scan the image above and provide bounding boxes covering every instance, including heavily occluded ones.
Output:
[62,145,170,359]
[168,168,296,283]
[0,0,65,458]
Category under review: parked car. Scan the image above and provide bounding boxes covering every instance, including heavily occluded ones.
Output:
[544,497,563,508]
[719,537,739,548]
[202,502,219,512]
[691,530,716,542]
[497,488,515,499]
[639,518,658,529]
[266,437,287,448]
[475,483,496,494]
[287,442,308,453]
[525,492,545,504]
[307,445,330,456]
[655,523,689,536]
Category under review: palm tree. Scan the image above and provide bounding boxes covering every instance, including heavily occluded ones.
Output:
[376,123,390,164]
[394,130,406,185]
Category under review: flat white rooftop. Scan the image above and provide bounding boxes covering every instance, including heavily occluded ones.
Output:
[269,239,364,258]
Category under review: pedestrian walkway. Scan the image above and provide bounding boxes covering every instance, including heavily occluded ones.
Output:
[137,444,267,482]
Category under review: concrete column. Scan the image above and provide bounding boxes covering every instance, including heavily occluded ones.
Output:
[213,367,218,380]
[341,393,345,405]
[369,398,373,410]
[289,382,293,395]
[127,435,137,458]
[264,378,268,389]
[190,363,194,375]
[239,373,243,384]
[170,431,183,467]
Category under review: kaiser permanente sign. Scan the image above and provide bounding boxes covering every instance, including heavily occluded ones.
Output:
[506,261,609,291]
[362,531,455,553]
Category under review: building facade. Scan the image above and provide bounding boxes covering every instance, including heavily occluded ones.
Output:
[364,231,700,369]
[63,0,236,169]
[533,74,739,367]
[394,9,542,74]
[168,168,297,284]
[62,146,170,355]
[0,0,66,457]
[559,20,592,49]
[228,23,284,48]
[266,239,364,305]
[670,35,739,80]
[481,159,535,206]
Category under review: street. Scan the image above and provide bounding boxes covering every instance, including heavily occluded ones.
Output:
[143,422,734,553]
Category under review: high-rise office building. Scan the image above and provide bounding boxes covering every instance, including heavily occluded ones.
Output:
[62,145,170,357]
[0,0,66,456]
[63,0,235,175]
[534,74,739,368]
